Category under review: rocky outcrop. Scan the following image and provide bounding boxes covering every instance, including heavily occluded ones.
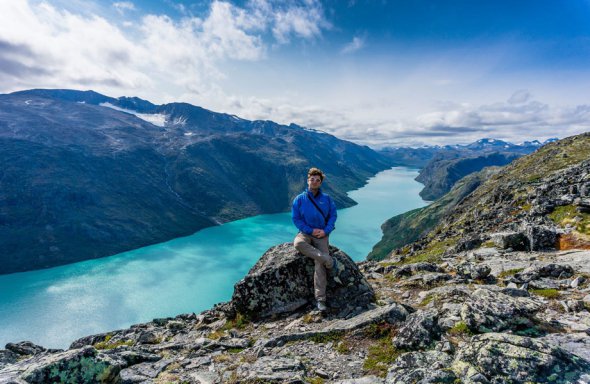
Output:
[230,243,375,319]
[453,333,590,383]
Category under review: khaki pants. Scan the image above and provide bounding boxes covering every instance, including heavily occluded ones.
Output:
[294,232,333,302]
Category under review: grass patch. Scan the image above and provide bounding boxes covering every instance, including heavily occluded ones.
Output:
[334,340,352,354]
[447,321,473,336]
[399,237,458,265]
[309,331,344,344]
[530,288,560,299]
[419,293,437,307]
[221,313,250,331]
[549,205,590,235]
[93,334,134,350]
[498,268,524,279]
[363,338,402,377]
[364,322,395,339]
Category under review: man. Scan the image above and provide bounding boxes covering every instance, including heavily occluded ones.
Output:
[292,167,343,312]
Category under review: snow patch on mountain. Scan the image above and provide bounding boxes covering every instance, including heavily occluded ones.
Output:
[100,102,167,127]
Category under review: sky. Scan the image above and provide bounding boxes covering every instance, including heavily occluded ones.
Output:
[1,0,590,147]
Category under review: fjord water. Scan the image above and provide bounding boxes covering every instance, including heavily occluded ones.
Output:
[0,167,426,348]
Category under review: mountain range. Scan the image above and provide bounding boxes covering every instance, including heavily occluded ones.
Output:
[0,89,392,274]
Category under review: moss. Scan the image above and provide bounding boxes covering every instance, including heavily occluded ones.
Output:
[530,288,560,299]
[498,268,524,279]
[309,331,344,344]
[221,312,250,331]
[334,340,352,354]
[362,338,402,377]
[207,330,224,340]
[93,334,134,350]
[306,377,325,384]
[447,321,473,336]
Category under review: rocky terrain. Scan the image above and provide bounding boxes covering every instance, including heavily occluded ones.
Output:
[1,134,589,383]
[0,89,391,274]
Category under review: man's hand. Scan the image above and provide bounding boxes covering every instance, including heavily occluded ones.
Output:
[312,229,326,238]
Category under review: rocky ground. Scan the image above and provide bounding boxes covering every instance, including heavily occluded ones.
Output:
[2,242,590,383]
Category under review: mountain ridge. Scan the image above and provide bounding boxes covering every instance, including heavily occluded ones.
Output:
[0,89,391,274]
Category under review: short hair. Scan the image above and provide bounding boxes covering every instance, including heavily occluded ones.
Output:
[307,167,325,182]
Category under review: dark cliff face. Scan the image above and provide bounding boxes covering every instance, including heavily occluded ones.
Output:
[0,90,392,274]
[415,152,522,201]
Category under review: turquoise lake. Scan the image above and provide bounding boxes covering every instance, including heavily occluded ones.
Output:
[0,167,426,349]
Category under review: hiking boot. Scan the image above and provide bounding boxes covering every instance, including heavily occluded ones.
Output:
[317,301,328,312]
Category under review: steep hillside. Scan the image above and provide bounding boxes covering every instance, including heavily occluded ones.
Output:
[415,152,521,200]
[389,132,590,265]
[368,167,501,261]
[0,90,391,274]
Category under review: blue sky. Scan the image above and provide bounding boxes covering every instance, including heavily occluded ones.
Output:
[1,0,590,147]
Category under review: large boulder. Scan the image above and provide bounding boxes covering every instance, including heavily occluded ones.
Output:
[453,333,590,384]
[0,346,123,384]
[230,243,375,319]
[386,351,456,384]
[392,309,441,351]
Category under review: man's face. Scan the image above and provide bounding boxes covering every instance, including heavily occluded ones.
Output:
[307,175,322,190]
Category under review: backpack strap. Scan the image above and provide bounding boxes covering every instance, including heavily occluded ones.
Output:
[307,192,329,225]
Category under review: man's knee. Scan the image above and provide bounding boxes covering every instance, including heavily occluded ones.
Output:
[293,233,309,251]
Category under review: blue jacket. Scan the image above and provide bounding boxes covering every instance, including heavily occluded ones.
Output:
[292,188,337,235]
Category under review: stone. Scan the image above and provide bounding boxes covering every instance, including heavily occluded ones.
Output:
[15,346,122,384]
[334,376,383,384]
[385,351,456,383]
[119,358,173,382]
[405,272,452,287]
[236,356,305,382]
[491,231,529,251]
[513,263,574,284]
[524,225,557,251]
[138,331,160,345]
[455,262,491,280]
[392,310,441,350]
[230,243,375,319]
[0,350,18,369]
[5,342,46,356]
[393,262,442,278]
[453,333,590,383]
[457,288,542,333]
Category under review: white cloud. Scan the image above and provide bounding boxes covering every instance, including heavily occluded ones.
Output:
[0,0,329,99]
[113,1,135,15]
[341,36,364,54]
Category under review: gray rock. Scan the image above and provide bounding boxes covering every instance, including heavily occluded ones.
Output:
[405,272,452,287]
[236,356,305,382]
[453,333,590,383]
[393,262,442,278]
[458,288,542,333]
[7,346,123,384]
[0,350,18,369]
[231,243,374,319]
[513,263,574,284]
[386,351,456,383]
[524,225,557,251]
[455,262,491,280]
[138,331,160,345]
[334,376,384,384]
[392,310,441,350]
[491,231,529,251]
[119,358,173,382]
[5,342,46,356]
